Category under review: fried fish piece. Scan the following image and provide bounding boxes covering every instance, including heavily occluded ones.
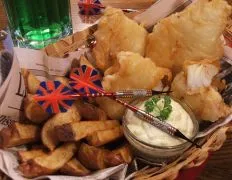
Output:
[183,59,220,93]
[146,0,231,73]
[86,126,123,146]
[60,158,90,176]
[24,94,50,124]
[21,69,40,94]
[97,51,172,119]
[103,52,172,91]
[42,104,81,151]
[172,61,232,122]
[0,122,40,148]
[93,7,147,71]
[19,143,77,178]
[55,120,120,142]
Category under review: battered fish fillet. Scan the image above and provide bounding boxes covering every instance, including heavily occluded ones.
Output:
[172,60,232,122]
[97,52,172,120]
[93,7,147,71]
[183,59,220,93]
[146,0,231,73]
[103,52,172,91]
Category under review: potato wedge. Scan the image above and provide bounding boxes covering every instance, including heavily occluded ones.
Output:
[24,94,50,124]
[21,68,40,94]
[18,149,47,163]
[42,104,81,151]
[19,143,77,178]
[86,126,123,146]
[56,120,120,141]
[78,143,131,170]
[78,143,109,170]
[104,144,133,167]
[60,158,90,176]
[112,144,133,164]
[0,122,40,148]
[104,152,125,167]
[75,101,107,121]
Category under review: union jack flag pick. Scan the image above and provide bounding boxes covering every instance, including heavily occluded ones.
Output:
[78,0,103,15]
[34,81,74,114]
[69,65,104,94]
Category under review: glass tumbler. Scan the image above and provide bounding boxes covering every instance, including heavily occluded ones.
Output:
[3,0,72,49]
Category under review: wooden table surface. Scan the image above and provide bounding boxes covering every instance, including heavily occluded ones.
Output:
[0,0,232,180]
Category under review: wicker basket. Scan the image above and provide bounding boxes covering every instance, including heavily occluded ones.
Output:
[42,25,232,179]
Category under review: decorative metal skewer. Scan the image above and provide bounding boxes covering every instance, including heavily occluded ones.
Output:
[71,89,171,98]
[34,79,170,114]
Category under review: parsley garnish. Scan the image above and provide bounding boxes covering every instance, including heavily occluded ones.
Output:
[145,96,172,121]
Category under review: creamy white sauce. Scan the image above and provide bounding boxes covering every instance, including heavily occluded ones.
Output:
[126,98,194,147]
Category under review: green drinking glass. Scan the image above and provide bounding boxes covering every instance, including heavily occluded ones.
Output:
[3,0,72,49]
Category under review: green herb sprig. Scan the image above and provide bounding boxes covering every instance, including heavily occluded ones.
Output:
[145,96,172,121]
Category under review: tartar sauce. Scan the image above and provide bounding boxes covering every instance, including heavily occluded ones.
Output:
[126,97,194,147]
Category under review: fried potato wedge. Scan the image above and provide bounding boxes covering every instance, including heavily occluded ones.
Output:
[18,143,77,178]
[96,97,127,120]
[78,143,127,170]
[78,143,109,170]
[21,68,40,94]
[60,158,90,176]
[42,104,81,151]
[75,101,107,121]
[104,144,132,167]
[24,94,50,124]
[86,126,123,146]
[18,149,47,163]
[0,122,40,148]
[112,144,133,164]
[56,120,120,142]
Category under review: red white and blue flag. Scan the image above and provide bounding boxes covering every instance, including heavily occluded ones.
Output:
[69,65,103,94]
[34,81,74,114]
[78,0,103,15]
